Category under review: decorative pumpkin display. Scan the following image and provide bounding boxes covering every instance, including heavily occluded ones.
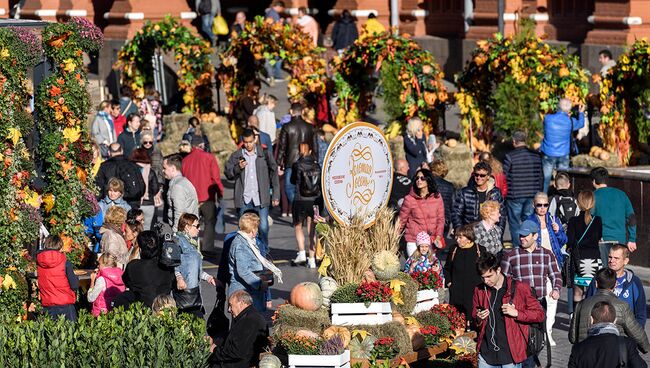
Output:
[392,311,405,325]
[258,353,282,368]
[349,335,377,359]
[290,282,323,311]
[600,151,611,161]
[371,251,400,281]
[323,326,352,348]
[319,276,338,306]
[445,139,458,148]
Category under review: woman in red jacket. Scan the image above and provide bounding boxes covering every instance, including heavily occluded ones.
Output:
[398,168,445,257]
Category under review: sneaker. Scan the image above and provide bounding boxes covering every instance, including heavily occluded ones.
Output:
[281,213,288,217]
[307,258,316,269]
[548,336,557,347]
[292,252,306,264]
[268,215,273,226]
[269,77,275,87]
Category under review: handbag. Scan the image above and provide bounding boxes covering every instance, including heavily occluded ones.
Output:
[212,15,229,36]
[511,279,547,358]
[173,286,203,310]
[254,269,275,287]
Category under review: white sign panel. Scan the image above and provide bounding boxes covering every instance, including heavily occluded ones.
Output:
[322,122,393,227]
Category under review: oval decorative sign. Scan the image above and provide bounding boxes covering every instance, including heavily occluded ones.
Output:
[321,122,393,227]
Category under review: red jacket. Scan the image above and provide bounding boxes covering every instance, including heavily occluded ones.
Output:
[472,275,545,364]
[494,172,508,199]
[182,147,225,202]
[113,115,126,136]
[37,250,76,307]
[398,189,445,242]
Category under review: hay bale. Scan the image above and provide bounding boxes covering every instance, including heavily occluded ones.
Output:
[158,113,237,175]
[272,304,331,338]
[571,153,621,168]
[389,136,406,162]
[351,321,413,354]
[392,272,418,316]
[438,143,473,188]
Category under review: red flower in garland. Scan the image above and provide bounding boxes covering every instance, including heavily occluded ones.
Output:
[411,268,443,290]
[356,281,393,303]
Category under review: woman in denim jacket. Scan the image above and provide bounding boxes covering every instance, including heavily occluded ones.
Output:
[174,213,217,317]
[229,212,283,312]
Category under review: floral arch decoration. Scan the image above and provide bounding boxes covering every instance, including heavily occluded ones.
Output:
[598,39,650,165]
[218,16,327,108]
[455,33,590,152]
[0,26,42,319]
[332,32,448,137]
[36,18,104,267]
[115,16,214,113]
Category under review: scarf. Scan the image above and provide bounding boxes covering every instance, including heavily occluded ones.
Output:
[587,322,620,337]
[237,231,283,284]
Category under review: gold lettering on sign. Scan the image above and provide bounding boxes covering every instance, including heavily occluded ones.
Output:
[346,144,375,206]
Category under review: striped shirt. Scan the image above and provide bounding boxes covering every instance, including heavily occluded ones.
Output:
[501,246,562,298]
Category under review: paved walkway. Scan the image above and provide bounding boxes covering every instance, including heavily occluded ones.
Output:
[198,181,650,366]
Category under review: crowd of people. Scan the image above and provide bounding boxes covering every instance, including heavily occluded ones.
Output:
[28,5,649,368]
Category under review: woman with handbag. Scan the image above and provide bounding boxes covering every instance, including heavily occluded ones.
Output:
[174,213,217,318]
[229,212,283,312]
[566,190,602,310]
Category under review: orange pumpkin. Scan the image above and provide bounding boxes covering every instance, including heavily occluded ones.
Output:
[290,282,323,311]
[322,326,351,347]
[296,329,320,339]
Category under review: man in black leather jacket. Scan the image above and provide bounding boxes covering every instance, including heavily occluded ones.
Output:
[452,161,505,233]
[276,102,319,205]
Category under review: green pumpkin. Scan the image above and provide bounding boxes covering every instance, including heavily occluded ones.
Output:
[258,354,282,368]
[349,335,377,360]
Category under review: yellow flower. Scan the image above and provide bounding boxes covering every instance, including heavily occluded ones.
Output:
[2,274,16,290]
[63,59,76,73]
[7,128,21,145]
[24,189,40,208]
[0,48,9,58]
[63,127,81,143]
[43,193,55,213]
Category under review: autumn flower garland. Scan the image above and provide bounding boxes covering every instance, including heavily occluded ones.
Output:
[36,20,102,266]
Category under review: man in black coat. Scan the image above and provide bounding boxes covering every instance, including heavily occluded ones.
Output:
[429,159,455,236]
[208,290,269,368]
[95,142,146,208]
[503,131,543,247]
[452,161,505,233]
[331,10,358,52]
[569,300,647,368]
[388,159,411,212]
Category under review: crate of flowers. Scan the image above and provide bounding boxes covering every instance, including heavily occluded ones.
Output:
[279,331,351,368]
[410,269,442,313]
[329,281,393,326]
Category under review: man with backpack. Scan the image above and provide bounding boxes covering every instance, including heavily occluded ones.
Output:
[473,253,545,368]
[549,171,580,230]
[225,129,280,247]
[501,219,562,367]
[95,143,146,209]
[290,143,322,268]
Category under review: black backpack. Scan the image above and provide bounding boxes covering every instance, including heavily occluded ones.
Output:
[553,195,578,227]
[299,158,321,197]
[117,163,146,201]
[154,222,182,268]
[510,279,547,358]
[197,0,212,15]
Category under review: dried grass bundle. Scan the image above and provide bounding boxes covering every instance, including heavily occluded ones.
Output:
[367,206,401,254]
[325,215,371,285]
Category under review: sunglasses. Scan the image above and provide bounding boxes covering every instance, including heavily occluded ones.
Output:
[142,141,153,145]
[415,176,425,181]
[474,173,488,178]
[191,223,200,228]
[535,203,549,208]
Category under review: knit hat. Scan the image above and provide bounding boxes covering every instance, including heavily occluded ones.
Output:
[416,231,431,245]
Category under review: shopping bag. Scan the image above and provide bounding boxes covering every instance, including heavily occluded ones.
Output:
[213,15,229,36]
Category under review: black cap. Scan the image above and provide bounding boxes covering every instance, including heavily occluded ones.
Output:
[190,135,204,147]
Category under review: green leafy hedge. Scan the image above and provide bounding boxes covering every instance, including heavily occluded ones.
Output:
[0,304,211,367]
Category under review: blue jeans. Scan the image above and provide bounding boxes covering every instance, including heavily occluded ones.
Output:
[284,166,296,205]
[264,58,283,79]
[478,354,521,368]
[201,13,215,45]
[506,197,534,247]
[215,205,225,234]
[239,201,269,247]
[542,154,570,193]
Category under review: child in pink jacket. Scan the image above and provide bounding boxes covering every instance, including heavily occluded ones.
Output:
[88,253,125,316]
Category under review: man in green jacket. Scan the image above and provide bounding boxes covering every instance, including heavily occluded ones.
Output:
[591,167,636,265]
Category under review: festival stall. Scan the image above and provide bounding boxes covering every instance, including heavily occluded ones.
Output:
[266,123,477,368]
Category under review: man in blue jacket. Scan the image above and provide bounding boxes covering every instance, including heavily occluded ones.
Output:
[587,244,646,327]
[540,98,586,192]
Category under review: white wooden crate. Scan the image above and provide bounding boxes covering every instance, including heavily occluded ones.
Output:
[288,350,350,368]
[330,302,392,325]
[412,289,439,314]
